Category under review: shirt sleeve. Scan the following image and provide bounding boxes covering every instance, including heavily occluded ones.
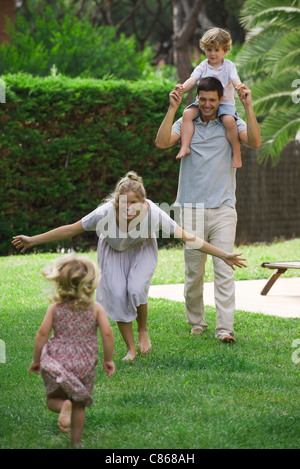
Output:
[172,117,182,137]
[236,116,247,134]
[159,207,178,236]
[81,202,111,231]
[148,200,178,238]
[228,61,240,83]
[190,61,205,80]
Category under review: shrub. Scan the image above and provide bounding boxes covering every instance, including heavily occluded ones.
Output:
[0,4,152,80]
[0,74,184,255]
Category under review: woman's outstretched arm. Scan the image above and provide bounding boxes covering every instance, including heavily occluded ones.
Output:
[174,225,247,270]
[12,220,84,253]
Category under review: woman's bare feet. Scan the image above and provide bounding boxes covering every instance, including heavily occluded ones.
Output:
[138,330,152,354]
[122,346,137,360]
[58,399,72,433]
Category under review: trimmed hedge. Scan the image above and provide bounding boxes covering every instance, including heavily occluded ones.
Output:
[0,74,184,255]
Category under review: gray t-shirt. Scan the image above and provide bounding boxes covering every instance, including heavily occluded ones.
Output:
[172,115,247,208]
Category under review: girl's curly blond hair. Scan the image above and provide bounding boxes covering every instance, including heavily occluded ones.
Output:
[200,27,232,53]
[42,254,100,310]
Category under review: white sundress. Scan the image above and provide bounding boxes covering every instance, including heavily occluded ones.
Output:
[82,200,177,322]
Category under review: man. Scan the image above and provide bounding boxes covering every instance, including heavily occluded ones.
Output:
[155,77,261,342]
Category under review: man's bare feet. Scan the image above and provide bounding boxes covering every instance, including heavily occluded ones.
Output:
[138,330,152,354]
[176,146,190,160]
[191,327,203,335]
[220,335,236,343]
[58,399,72,433]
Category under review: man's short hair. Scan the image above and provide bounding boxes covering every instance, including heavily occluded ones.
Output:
[197,77,224,99]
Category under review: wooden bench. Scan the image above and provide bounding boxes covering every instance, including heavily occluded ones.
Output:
[260,261,300,295]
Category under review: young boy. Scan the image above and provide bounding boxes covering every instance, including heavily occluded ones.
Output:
[176,28,243,167]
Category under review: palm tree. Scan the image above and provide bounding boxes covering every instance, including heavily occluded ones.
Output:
[235,0,300,164]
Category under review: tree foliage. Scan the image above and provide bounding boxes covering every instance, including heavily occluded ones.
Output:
[0,1,152,79]
[1,0,246,82]
[236,0,300,164]
[0,74,183,255]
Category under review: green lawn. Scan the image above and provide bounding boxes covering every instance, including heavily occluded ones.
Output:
[152,237,300,284]
[1,240,300,449]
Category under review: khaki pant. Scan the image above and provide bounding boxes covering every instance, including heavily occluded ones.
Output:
[181,205,237,339]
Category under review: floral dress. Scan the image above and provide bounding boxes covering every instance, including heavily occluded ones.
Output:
[40,302,98,407]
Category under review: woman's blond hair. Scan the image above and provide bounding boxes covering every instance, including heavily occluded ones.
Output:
[200,27,232,53]
[105,171,146,206]
[42,253,100,310]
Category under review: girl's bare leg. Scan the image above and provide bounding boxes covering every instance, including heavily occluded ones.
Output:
[71,402,86,448]
[136,303,151,353]
[117,321,137,360]
[176,107,199,159]
[220,115,242,168]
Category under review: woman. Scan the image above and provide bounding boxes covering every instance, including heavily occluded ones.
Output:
[12,171,246,359]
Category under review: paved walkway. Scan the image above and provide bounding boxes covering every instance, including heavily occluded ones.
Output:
[149,277,300,318]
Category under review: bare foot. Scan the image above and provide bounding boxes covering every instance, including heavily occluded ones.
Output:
[58,399,72,433]
[176,146,190,160]
[122,349,137,361]
[138,330,152,354]
[220,335,236,343]
[191,327,203,335]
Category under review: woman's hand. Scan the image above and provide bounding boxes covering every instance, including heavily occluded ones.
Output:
[222,252,247,270]
[12,235,34,253]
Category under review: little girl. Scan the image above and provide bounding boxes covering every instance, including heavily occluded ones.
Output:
[28,254,115,448]
[176,27,243,167]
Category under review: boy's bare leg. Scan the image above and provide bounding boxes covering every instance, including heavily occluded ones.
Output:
[136,303,151,353]
[176,107,199,159]
[221,115,242,168]
[117,321,137,360]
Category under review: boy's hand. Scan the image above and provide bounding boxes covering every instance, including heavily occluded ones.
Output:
[236,84,252,106]
[169,85,183,109]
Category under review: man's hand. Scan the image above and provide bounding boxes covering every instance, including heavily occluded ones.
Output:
[236,84,261,149]
[155,85,182,149]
